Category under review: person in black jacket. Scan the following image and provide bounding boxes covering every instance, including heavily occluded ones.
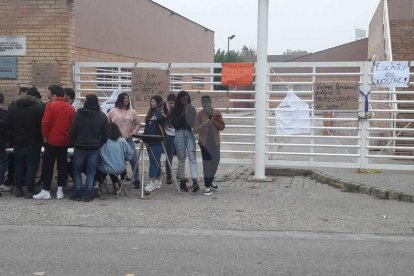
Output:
[0,93,8,195]
[142,95,167,194]
[7,94,43,198]
[170,91,198,192]
[69,94,108,201]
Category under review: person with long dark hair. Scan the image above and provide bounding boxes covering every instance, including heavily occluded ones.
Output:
[142,95,168,194]
[171,91,198,192]
[107,92,141,188]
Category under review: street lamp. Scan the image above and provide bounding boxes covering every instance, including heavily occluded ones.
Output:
[227,34,236,62]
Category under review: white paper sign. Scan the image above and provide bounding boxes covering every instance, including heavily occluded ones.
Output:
[373,61,410,88]
[0,36,26,56]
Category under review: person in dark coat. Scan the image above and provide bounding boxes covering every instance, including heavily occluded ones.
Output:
[69,94,108,201]
[0,93,8,195]
[7,93,43,198]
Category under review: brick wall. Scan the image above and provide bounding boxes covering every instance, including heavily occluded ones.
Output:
[0,0,74,102]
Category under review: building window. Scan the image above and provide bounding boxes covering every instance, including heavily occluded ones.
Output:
[171,76,182,91]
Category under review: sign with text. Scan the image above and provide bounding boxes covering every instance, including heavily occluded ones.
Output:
[221,62,254,86]
[373,61,410,88]
[0,86,19,107]
[0,36,26,56]
[131,68,170,104]
[31,62,61,88]
[313,81,359,110]
[0,57,17,79]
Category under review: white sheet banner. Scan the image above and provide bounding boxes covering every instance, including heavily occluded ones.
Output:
[275,92,311,135]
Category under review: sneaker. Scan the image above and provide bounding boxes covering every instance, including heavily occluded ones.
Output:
[22,186,33,199]
[211,183,219,191]
[56,187,64,200]
[113,182,120,194]
[153,179,161,189]
[83,196,94,202]
[204,187,212,196]
[192,180,199,193]
[133,180,141,189]
[144,182,156,193]
[14,186,23,197]
[93,185,101,198]
[0,184,11,192]
[69,192,82,201]
[33,189,51,200]
[180,181,188,192]
[166,176,172,185]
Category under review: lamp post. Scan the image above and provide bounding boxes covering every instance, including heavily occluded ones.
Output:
[227,34,235,62]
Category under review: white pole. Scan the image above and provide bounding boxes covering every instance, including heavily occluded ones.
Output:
[254,0,269,179]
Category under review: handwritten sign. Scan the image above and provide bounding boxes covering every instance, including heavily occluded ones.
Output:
[0,86,19,107]
[373,61,410,88]
[313,81,359,110]
[221,63,254,86]
[31,62,60,88]
[131,68,170,105]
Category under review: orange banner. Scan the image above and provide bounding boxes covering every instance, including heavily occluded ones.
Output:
[221,63,254,86]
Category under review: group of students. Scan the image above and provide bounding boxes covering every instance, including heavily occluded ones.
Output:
[0,86,225,200]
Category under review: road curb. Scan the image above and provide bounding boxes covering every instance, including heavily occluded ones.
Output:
[310,170,414,203]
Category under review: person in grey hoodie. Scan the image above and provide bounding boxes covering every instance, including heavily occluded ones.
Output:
[69,94,108,201]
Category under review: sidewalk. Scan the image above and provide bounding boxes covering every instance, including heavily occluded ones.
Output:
[266,166,414,203]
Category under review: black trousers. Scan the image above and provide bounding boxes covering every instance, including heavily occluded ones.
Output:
[41,143,68,191]
[200,144,220,187]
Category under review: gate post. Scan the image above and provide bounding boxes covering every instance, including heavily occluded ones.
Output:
[359,61,372,169]
[254,0,269,180]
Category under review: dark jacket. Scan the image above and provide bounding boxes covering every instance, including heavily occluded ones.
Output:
[171,105,196,131]
[70,107,108,150]
[0,107,8,153]
[143,107,167,144]
[7,95,43,147]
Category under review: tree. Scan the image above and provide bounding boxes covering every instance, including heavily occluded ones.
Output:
[240,45,256,61]
[214,48,245,63]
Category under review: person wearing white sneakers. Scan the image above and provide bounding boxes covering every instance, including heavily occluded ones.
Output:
[33,85,75,200]
[142,95,168,195]
[193,96,225,196]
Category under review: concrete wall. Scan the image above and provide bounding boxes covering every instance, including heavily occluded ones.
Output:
[75,0,214,63]
[0,0,74,102]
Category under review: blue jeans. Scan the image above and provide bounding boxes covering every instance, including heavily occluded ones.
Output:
[0,153,8,185]
[165,135,175,177]
[174,129,197,180]
[73,149,99,198]
[147,144,163,178]
[126,138,139,181]
[13,146,41,192]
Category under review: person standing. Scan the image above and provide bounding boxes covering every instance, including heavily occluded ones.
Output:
[33,85,75,200]
[143,95,168,194]
[171,91,198,192]
[107,92,141,188]
[0,93,8,194]
[70,94,108,201]
[193,96,225,196]
[7,92,43,198]
[164,93,176,185]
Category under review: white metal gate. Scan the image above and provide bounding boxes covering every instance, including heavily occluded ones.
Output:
[73,61,414,170]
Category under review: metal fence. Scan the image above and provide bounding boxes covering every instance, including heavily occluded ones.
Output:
[74,61,414,170]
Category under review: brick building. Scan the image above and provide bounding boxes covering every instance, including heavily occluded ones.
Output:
[0,0,214,105]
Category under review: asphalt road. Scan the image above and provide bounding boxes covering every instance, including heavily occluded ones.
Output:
[0,164,413,275]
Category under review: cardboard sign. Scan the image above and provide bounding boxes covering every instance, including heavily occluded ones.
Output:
[131,68,170,105]
[0,86,19,107]
[221,63,254,86]
[373,61,410,88]
[31,62,61,88]
[313,81,359,110]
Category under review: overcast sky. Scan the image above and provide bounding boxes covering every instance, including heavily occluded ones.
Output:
[152,0,381,55]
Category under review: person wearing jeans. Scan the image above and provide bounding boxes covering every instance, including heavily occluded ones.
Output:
[171,91,198,192]
[164,93,176,185]
[142,95,167,194]
[69,94,108,201]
